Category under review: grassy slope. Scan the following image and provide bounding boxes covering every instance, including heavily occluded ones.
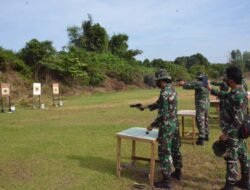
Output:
[0,87,246,190]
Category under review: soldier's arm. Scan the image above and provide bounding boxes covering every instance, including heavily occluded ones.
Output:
[150,91,170,128]
[182,82,200,90]
[224,93,245,135]
[146,99,160,111]
[210,88,228,98]
[210,81,223,86]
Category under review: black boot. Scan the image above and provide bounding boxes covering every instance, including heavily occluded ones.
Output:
[204,134,209,141]
[220,182,234,190]
[171,168,182,180]
[235,175,250,190]
[196,138,204,145]
[154,174,171,189]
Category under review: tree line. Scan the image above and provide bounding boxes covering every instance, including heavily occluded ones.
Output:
[0,15,250,89]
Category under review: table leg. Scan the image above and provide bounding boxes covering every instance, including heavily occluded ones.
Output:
[216,105,220,121]
[192,116,195,145]
[116,137,121,177]
[182,116,184,137]
[149,142,156,186]
[131,140,136,165]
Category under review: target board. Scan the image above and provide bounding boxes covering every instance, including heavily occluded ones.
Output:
[33,83,41,96]
[52,83,59,95]
[0,83,10,97]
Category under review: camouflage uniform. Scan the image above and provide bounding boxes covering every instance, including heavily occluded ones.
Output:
[210,81,229,92]
[149,83,182,178]
[183,81,210,140]
[210,81,229,131]
[211,87,249,185]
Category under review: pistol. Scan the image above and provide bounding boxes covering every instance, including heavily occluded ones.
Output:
[129,103,144,111]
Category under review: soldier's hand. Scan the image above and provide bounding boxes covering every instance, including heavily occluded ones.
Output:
[139,105,145,111]
[219,133,228,141]
[179,80,185,86]
[146,125,153,131]
[207,80,212,90]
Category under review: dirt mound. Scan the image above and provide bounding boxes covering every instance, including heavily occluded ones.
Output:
[0,70,148,105]
[102,77,126,91]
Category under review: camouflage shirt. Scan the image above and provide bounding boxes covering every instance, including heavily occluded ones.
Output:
[210,81,229,91]
[150,84,178,128]
[183,81,210,111]
[211,87,248,137]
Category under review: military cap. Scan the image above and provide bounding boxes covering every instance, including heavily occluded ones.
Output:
[154,69,172,81]
[195,72,205,79]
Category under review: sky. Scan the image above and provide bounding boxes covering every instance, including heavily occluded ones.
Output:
[1,0,250,63]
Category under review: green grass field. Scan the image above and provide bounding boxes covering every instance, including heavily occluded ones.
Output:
[0,87,246,190]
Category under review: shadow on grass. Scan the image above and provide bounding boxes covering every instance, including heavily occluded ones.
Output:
[67,155,116,176]
[182,174,224,190]
[67,155,159,186]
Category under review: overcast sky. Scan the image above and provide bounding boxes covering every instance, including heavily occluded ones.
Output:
[1,0,250,63]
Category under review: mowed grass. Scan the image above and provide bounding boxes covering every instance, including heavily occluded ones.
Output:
[0,87,246,190]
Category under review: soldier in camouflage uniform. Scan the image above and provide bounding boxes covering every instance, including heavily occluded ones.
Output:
[179,72,210,145]
[145,69,182,189]
[209,66,249,190]
[210,80,229,131]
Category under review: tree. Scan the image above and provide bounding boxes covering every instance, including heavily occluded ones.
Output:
[189,64,206,78]
[230,49,244,71]
[67,15,109,53]
[174,53,209,73]
[108,34,128,57]
[243,51,250,71]
[108,33,142,60]
[67,26,83,48]
[20,39,56,80]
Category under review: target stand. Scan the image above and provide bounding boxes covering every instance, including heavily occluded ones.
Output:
[0,83,11,113]
[52,83,61,106]
[32,83,42,109]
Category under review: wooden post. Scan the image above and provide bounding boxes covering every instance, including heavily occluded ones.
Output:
[182,116,184,137]
[149,142,156,186]
[52,94,55,106]
[1,97,4,112]
[131,140,136,165]
[116,137,121,177]
[8,96,11,112]
[39,95,41,107]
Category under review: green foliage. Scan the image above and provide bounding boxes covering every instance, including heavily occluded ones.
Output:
[67,15,109,53]
[4,14,250,90]
[243,51,250,71]
[19,39,56,80]
[208,64,227,78]
[40,50,89,85]
[189,64,206,77]
[174,53,210,71]
[230,49,245,71]
[0,47,31,76]
[109,34,129,57]
[86,63,105,86]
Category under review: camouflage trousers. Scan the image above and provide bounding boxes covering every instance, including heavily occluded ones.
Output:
[195,109,209,139]
[224,138,249,185]
[158,124,182,177]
